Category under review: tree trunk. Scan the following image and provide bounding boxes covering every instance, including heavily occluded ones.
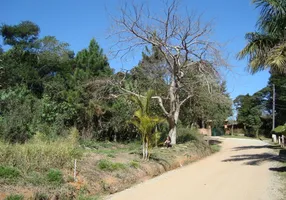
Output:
[167,108,181,144]
[145,140,148,160]
[142,139,146,160]
[202,119,205,129]
[168,106,180,145]
[169,125,177,145]
[167,73,180,145]
[255,129,259,138]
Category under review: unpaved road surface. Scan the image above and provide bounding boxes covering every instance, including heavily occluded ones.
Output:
[107,138,283,200]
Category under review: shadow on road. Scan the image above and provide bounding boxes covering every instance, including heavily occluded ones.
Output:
[269,166,286,172]
[233,145,281,151]
[222,144,286,172]
[209,139,222,145]
[222,153,284,166]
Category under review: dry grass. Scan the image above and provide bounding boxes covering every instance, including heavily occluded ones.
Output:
[0,132,219,199]
[0,129,82,173]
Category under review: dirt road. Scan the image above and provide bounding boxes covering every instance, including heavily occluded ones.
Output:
[107,138,283,200]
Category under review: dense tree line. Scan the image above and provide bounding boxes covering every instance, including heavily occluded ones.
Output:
[234,73,286,137]
[0,20,232,143]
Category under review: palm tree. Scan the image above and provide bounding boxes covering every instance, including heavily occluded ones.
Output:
[238,0,286,74]
[128,90,165,160]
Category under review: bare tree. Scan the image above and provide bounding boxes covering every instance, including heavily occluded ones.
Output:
[110,0,228,144]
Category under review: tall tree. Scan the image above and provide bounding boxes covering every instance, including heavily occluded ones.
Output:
[269,73,286,126]
[111,0,227,144]
[1,21,40,48]
[234,94,263,137]
[76,38,113,77]
[238,0,286,74]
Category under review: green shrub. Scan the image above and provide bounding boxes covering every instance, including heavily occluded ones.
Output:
[0,87,39,143]
[177,128,202,144]
[97,160,126,171]
[80,140,100,149]
[107,153,115,158]
[129,160,140,168]
[46,168,64,185]
[0,130,82,173]
[33,192,49,200]
[77,195,99,200]
[210,144,221,152]
[0,166,20,179]
[26,171,45,185]
[4,194,24,200]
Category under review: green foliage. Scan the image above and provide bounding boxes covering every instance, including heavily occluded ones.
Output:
[0,131,82,173]
[234,94,262,137]
[97,159,126,172]
[46,168,64,185]
[76,38,113,77]
[1,21,39,47]
[0,166,20,179]
[238,0,286,73]
[4,194,24,200]
[129,160,140,168]
[176,128,202,144]
[128,90,165,159]
[210,144,221,152]
[269,74,286,126]
[77,193,99,200]
[26,171,46,185]
[107,153,115,158]
[274,124,286,135]
[179,77,232,128]
[33,192,49,200]
[0,86,40,143]
[234,73,286,137]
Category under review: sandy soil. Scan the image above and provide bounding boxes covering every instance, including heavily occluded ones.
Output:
[107,138,283,200]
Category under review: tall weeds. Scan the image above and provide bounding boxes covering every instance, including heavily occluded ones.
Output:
[0,128,82,173]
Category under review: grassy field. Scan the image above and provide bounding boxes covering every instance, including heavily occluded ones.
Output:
[0,132,220,199]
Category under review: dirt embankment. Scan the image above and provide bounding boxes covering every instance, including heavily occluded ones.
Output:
[108,138,284,200]
[79,141,215,195]
[0,140,216,199]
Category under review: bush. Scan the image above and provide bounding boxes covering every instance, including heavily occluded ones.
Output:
[176,128,202,144]
[0,166,20,179]
[26,171,46,185]
[129,160,140,168]
[210,144,221,152]
[0,87,39,143]
[0,130,82,173]
[97,159,126,172]
[46,168,64,185]
[4,194,24,200]
[77,195,99,200]
[33,192,49,200]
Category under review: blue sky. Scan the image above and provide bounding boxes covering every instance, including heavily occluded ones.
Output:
[1,0,270,100]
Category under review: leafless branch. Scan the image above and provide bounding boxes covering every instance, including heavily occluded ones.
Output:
[152,96,169,116]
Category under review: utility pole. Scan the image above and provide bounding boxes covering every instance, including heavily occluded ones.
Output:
[272,84,277,143]
[272,84,276,130]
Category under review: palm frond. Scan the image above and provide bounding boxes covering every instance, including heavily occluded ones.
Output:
[238,32,278,59]
[252,0,286,35]
[129,95,144,112]
[238,32,280,73]
[266,41,286,72]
